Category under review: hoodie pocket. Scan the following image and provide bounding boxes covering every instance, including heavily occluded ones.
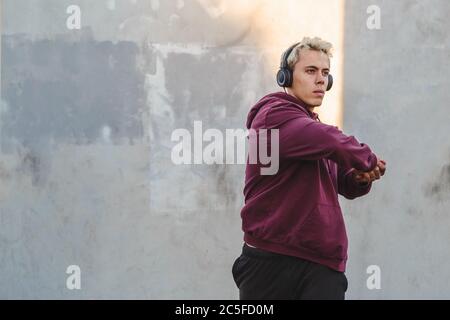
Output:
[290,203,348,260]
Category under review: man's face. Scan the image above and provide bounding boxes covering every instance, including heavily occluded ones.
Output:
[289,49,330,107]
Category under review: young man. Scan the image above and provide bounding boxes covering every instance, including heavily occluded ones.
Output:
[232,37,386,300]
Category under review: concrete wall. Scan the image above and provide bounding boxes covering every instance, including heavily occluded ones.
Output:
[1,0,449,299]
[1,0,256,299]
[343,0,450,299]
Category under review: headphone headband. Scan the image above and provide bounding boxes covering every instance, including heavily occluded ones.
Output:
[280,42,300,69]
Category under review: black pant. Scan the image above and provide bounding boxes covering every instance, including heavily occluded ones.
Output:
[232,243,348,300]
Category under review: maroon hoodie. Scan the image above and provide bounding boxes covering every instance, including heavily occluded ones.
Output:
[241,92,378,272]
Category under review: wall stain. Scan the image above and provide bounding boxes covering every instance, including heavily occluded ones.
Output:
[1,32,145,146]
[425,163,450,201]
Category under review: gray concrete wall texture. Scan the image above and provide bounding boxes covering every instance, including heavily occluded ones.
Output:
[343,0,450,299]
[0,0,449,299]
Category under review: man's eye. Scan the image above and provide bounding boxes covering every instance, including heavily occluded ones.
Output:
[323,72,329,76]
[306,69,315,74]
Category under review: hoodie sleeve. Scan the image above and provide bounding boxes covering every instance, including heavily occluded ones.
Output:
[337,166,372,199]
[275,113,378,171]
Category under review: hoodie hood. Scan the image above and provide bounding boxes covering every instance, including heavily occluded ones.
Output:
[246,92,318,129]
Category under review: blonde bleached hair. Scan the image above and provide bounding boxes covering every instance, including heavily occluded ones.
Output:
[286,37,333,70]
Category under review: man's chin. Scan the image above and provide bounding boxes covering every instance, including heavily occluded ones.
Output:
[304,97,324,107]
[311,100,323,107]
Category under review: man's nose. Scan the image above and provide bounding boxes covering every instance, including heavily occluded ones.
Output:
[315,73,326,84]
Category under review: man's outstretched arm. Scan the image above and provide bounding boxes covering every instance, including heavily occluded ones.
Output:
[274,111,378,172]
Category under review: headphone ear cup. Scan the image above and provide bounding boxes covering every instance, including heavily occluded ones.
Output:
[277,68,293,88]
[327,74,333,91]
[276,69,287,87]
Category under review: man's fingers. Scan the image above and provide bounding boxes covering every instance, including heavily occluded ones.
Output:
[373,166,381,179]
[377,159,387,176]
[354,159,386,183]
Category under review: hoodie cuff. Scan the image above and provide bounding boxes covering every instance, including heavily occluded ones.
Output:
[368,153,378,171]
[356,180,371,187]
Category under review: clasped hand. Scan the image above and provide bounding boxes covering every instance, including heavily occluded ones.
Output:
[353,158,387,184]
